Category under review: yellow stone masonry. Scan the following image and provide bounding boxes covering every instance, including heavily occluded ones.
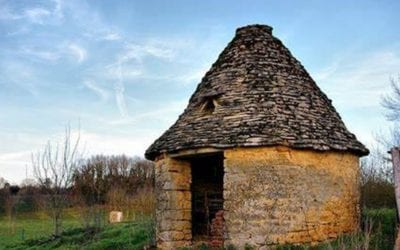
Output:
[155,155,192,249]
[223,146,360,248]
[154,146,361,249]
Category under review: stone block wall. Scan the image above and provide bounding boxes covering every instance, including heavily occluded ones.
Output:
[155,154,192,249]
[154,146,360,249]
[223,146,360,249]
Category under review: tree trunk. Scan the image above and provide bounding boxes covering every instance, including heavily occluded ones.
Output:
[54,209,62,236]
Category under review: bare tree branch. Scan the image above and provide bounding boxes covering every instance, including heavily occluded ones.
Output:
[381,76,400,122]
[31,125,82,236]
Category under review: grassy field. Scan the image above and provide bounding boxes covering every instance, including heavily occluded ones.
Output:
[0,210,153,250]
[0,210,81,248]
[4,220,153,250]
[0,208,396,250]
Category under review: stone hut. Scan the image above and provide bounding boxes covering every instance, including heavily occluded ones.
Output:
[145,24,369,249]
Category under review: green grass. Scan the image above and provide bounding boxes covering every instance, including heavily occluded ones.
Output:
[1,212,153,250]
[1,208,396,250]
[5,219,153,250]
[0,210,81,247]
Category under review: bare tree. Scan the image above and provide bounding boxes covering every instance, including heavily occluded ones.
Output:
[382,76,400,122]
[32,126,81,236]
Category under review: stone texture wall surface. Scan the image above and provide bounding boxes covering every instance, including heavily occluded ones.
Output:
[223,146,360,249]
[155,155,192,249]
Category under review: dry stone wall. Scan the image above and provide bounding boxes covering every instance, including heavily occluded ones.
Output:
[223,146,360,249]
[155,154,192,249]
[154,146,360,249]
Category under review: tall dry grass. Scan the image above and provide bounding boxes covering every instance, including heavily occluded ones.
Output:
[106,187,155,221]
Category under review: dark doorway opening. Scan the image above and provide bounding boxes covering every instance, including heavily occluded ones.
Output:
[190,153,224,242]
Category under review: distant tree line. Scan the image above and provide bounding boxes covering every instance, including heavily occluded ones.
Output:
[73,155,155,229]
[74,155,154,206]
[0,154,154,235]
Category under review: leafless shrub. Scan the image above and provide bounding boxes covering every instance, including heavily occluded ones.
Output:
[31,126,81,236]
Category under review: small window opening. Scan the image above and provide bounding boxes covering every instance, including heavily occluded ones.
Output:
[201,98,217,114]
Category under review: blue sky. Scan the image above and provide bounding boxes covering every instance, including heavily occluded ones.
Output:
[0,0,399,183]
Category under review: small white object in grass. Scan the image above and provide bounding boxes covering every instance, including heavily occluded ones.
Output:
[109,211,123,223]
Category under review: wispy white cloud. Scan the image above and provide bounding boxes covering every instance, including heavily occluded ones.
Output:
[119,42,175,63]
[103,32,121,41]
[171,66,209,85]
[82,80,110,101]
[310,48,400,147]
[139,44,175,59]
[97,40,177,80]
[103,64,142,81]
[0,5,21,20]
[67,43,87,63]
[20,47,60,61]
[24,8,51,24]
[0,0,64,25]
[56,0,123,43]
[53,0,64,20]
[6,26,30,36]
[312,60,340,82]
[109,99,187,126]
[17,42,87,63]
[313,48,400,108]
[3,0,193,122]
[0,62,39,95]
[114,63,129,117]
[0,0,222,185]
[91,41,178,118]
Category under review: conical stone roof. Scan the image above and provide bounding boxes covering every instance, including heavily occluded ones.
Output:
[145,24,369,160]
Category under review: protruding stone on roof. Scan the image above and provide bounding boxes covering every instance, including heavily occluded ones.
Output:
[145,24,369,160]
